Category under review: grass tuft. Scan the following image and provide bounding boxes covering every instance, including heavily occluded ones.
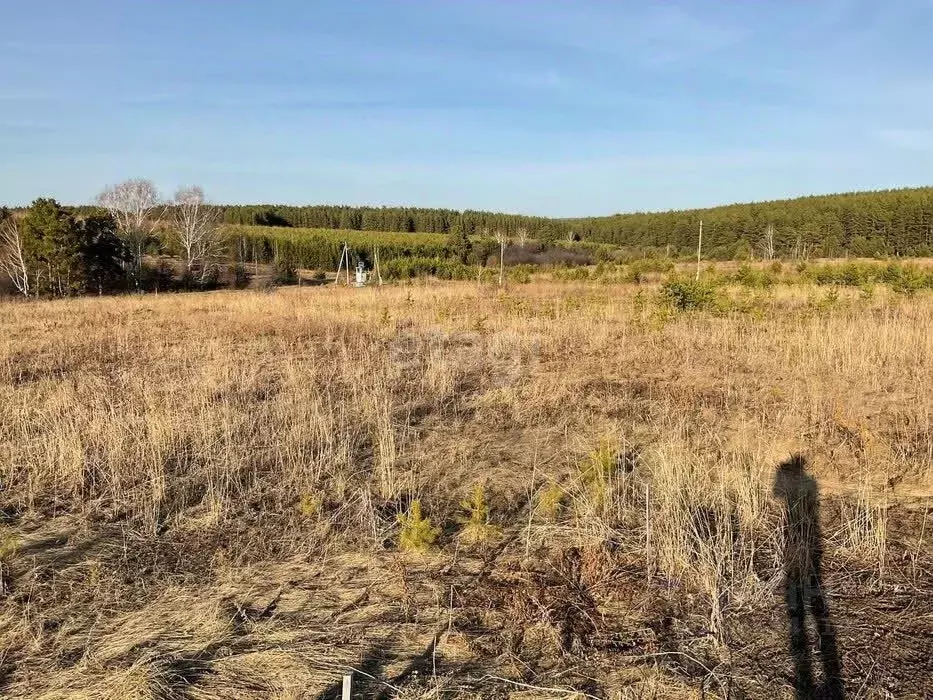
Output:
[536,481,566,522]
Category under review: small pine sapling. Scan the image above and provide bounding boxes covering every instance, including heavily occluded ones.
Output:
[398,500,440,553]
[298,493,321,517]
[458,484,501,545]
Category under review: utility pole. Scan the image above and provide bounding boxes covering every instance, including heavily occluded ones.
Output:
[335,243,352,286]
[695,219,703,281]
[334,243,345,285]
[499,239,505,286]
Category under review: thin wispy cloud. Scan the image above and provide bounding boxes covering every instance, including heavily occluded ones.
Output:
[2,1,931,213]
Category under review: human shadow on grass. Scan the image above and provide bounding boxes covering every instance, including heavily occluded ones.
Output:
[315,639,433,700]
[314,649,388,700]
[316,634,479,700]
[773,456,844,700]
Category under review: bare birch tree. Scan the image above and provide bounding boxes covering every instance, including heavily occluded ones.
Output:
[0,216,30,296]
[792,235,812,262]
[695,219,703,281]
[517,227,528,248]
[760,223,776,261]
[96,178,160,286]
[171,186,223,281]
[495,230,508,285]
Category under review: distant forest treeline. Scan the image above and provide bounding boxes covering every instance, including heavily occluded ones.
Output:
[46,185,933,259]
[194,187,933,258]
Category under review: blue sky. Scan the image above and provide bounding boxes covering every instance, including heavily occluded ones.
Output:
[3,1,933,216]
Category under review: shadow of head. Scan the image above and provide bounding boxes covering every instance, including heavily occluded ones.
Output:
[773,454,815,502]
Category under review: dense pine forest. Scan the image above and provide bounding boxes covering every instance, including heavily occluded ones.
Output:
[6,185,933,298]
[212,186,933,258]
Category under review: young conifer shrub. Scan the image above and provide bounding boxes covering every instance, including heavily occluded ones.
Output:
[458,484,500,544]
[398,500,439,553]
[298,493,321,517]
[660,278,719,311]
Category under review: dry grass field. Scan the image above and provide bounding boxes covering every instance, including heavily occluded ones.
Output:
[0,277,931,698]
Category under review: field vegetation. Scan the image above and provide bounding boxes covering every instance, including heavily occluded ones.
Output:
[0,274,930,698]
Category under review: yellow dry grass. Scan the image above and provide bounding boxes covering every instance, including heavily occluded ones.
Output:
[0,279,930,698]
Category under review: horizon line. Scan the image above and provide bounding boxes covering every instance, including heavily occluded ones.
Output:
[6,183,932,220]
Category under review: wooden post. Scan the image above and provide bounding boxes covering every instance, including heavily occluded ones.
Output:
[342,673,352,700]
[695,219,703,281]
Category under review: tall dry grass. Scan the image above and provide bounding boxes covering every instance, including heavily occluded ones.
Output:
[0,279,930,697]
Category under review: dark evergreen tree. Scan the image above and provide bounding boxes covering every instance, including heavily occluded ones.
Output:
[21,198,84,296]
[77,213,129,293]
[7,202,130,297]
[449,223,472,264]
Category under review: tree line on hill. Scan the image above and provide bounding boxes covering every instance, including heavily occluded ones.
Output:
[5,180,933,298]
[572,187,933,259]
[207,187,933,258]
[214,204,565,242]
